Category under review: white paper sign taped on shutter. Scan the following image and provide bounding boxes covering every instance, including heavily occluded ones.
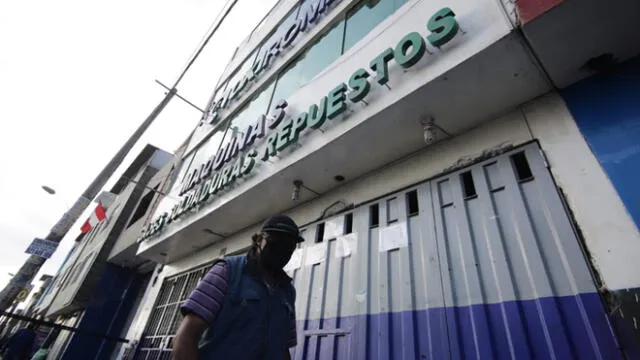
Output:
[304,243,327,266]
[323,217,344,240]
[284,248,303,272]
[378,222,409,252]
[335,233,358,258]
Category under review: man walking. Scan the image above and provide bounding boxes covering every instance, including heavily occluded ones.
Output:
[173,214,303,360]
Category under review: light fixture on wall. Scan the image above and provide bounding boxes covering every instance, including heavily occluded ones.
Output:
[291,180,320,201]
[420,117,450,145]
[292,180,303,201]
[421,117,437,145]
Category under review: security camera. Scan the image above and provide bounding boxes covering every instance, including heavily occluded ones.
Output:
[292,180,303,201]
[422,119,436,145]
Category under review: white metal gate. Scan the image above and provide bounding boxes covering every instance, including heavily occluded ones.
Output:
[288,143,621,360]
[134,143,622,359]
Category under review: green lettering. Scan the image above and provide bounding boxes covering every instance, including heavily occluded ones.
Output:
[231,76,248,100]
[242,150,257,175]
[395,32,426,68]
[209,172,220,195]
[291,112,307,143]
[229,157,242,183]
[218,166,231,190]
[326,83,348,120]
[427,8,459,47]
[347,68,371,103]
[180,170,194,195]
[276,118,294,152]
[170,204,180,221]
[183,191,196,212]
[307,97,327,129]
[268,99,288,129]
[178,196,189,215]
[199,179,213,203]
[261,132,279,161]
[252,57,265,77]
[200,155,214,181]
[244,115,266,148]
[369,48,395,86]
[282,22,300,48]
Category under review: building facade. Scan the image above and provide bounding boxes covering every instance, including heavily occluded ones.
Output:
[121,0,639,359]
[39,145,176,360]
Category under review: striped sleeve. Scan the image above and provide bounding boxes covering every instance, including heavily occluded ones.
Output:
[180,261,228,325]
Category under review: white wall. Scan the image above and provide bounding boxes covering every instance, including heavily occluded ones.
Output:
[123,92,640,345]
[524,94,640,291]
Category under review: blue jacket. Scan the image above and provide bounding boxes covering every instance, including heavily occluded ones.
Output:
[199,255,296,359]
[5,328,35,360]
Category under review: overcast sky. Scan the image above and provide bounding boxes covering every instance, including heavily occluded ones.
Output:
[0,0,278,301]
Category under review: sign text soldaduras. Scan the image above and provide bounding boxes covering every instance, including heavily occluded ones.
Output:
[138,8,460,243]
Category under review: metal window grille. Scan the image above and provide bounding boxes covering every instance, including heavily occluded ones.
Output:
[134,264,211,360]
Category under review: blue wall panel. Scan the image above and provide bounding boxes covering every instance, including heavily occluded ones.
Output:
[562,56,640,229]
[61,265,149,360]
[292,293,626,359]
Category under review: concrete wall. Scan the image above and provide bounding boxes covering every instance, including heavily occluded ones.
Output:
[123,92,640,345]
[562,56,640,231]
[561,55,640,353]
[108,155,178,266]
[46,180,138,316]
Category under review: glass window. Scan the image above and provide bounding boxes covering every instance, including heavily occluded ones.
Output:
[229,81,276,133]
[184,128,228,184]
[343,0,405,53]
[224,48,261,101]
[269,20,344,111]
[254,5,301,73]
[269,58,304,111]
[216,81,276,166]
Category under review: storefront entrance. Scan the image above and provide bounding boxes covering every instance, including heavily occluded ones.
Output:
[288,143,622,359]
[134,142,623,360]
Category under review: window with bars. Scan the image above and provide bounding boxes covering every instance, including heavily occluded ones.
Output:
[134,264,212,360]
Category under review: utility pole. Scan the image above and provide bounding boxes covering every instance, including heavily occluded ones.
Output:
[0,0,239,312]
[0,90,175,311]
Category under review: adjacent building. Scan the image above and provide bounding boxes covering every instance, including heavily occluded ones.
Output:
[39,145,176,360]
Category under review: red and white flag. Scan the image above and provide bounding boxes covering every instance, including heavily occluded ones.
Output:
[80,203,106,233]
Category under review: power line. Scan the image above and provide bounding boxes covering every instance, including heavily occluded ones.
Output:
[172,0,238,88]
[0,0,241,313]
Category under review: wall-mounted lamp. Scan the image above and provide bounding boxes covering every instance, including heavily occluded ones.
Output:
[421,117,437,145]
[420,117,450,146]
[291,180,321,201]
[292,180,303,201]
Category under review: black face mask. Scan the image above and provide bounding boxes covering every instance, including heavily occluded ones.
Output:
[260,238,295,272]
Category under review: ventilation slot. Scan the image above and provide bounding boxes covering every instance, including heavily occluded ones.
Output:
[345,213,353,234]
[315,223,325,243]
[369,204,379,228]
[461,171,477,199]
[387,197,399,224]
[511,152,534,182]
[406,190,419,216]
